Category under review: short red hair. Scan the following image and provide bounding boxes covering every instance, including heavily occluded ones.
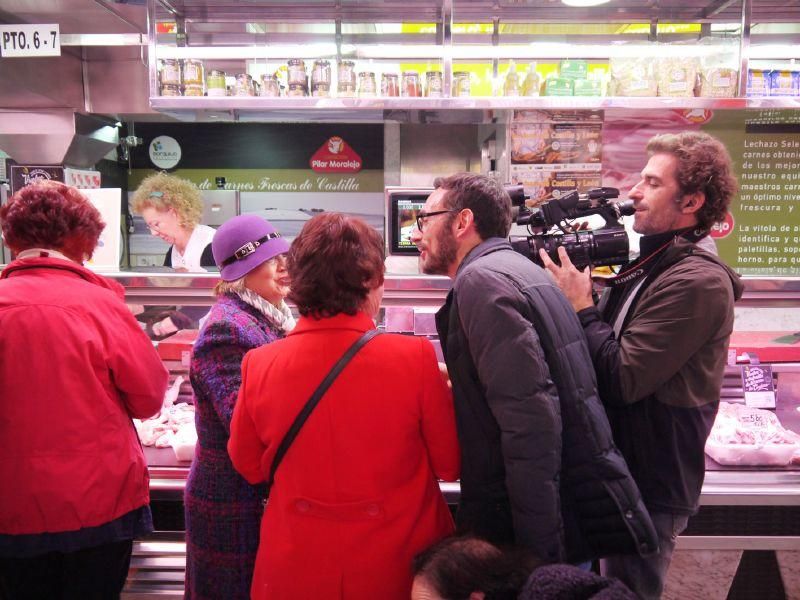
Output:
[0,181,105,261]
[288,213,385,318]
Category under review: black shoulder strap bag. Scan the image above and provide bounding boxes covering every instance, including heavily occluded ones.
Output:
[265,328,382,491]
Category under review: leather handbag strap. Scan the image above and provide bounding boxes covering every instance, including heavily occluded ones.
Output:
[266,328,382,490]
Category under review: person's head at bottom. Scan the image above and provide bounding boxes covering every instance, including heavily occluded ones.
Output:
[0,180,104,264]
[411,536,535,600]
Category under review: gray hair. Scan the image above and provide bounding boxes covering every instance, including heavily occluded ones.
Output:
[214,277,247,297]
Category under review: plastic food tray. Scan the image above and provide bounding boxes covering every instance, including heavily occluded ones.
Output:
[705,440,798,466]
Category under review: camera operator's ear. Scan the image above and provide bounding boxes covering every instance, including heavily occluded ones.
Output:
[681,191,705,215]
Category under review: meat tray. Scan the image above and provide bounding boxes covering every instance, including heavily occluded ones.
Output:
[705,440,799,467]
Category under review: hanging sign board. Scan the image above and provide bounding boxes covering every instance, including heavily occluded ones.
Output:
[0,24,60,58]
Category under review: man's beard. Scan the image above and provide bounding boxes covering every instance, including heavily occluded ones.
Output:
[420,228,457,276]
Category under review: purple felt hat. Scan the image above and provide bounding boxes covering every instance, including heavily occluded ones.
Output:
[212,214,290,281]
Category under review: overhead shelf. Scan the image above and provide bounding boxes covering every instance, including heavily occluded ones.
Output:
[150,95,800,115]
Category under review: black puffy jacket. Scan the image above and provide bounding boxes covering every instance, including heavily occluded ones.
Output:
[435,238,657,563]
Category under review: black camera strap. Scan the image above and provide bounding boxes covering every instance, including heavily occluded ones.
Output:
[596,227,708,289]
[265,328,382,490]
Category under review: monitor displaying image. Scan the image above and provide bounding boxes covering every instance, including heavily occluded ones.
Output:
[388,191,430,255]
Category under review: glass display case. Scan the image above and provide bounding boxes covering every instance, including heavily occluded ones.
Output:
[115,270,800,597]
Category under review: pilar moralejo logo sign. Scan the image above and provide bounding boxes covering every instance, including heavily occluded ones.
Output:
[309,136,362,173]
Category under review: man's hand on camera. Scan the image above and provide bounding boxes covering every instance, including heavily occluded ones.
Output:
[539,246,594,312]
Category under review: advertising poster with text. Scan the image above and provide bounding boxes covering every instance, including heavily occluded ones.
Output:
[602,108,800,276]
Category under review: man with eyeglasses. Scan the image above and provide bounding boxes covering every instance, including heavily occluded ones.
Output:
[410,173,656,568]
[540,132,744,598]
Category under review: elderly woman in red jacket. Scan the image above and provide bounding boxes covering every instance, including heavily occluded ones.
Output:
[228,213,460,600]
[0,181,168,599]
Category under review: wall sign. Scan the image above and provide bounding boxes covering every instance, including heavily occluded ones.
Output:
[148,135,182,170]
[9,164,64,194]
[0,24,60,58]
[309,136,363,173]
[741,364,776,409]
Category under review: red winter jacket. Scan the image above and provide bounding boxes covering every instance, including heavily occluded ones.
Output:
[0,257,168,535]
[229,312,460,600]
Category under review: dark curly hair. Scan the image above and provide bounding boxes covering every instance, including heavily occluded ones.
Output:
[288,213,385,319]
[434,173,512,240]
[0,181,105,262]
[646,131,738,230]
[412,536,540,600]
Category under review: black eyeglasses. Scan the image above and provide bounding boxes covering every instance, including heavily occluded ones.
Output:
[416,209,457,232]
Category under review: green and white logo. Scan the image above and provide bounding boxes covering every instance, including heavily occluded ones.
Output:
[149,135,181,170]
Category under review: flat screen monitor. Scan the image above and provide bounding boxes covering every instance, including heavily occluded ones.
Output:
[387,190,430,255]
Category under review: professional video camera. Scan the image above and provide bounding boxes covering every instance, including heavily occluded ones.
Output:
[506,184,635,270]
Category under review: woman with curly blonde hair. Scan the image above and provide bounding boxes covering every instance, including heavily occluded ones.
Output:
[131,172,215,271]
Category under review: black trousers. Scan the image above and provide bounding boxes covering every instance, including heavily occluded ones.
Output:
[0,539,133,600]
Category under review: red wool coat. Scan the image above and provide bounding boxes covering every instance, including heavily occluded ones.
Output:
[0,257,168,535]
[229,312,459,600]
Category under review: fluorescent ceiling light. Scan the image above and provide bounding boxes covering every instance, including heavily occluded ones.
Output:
[562,0,611,6]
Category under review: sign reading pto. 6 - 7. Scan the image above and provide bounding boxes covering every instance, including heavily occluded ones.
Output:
[0,24,60,58]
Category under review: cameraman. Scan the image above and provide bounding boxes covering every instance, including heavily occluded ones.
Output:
[410,173,655,566]
[541,131,744,599]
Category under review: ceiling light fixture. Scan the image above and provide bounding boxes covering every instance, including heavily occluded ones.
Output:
[561,0,611,7]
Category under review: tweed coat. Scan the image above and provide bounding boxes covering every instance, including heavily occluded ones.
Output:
[185,293,285,600]
[228,311,460,600]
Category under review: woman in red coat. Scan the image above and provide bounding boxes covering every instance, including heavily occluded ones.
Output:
[0,182,168,599]
[228,213,459,599]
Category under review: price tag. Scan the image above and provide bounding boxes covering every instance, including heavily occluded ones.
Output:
[0,24,60,58]
[741,364,776,409]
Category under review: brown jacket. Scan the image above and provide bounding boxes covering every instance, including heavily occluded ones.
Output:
[579,236,744,514]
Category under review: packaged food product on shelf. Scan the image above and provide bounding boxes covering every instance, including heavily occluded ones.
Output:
[183,84,204,97]
[206,69,227,97]
[260,74,281,97]
[287,58,308,86]
[609,56,658,97]
[453,71,471,97]
[160,83,181,97]
[311,84,330,97]
[159,59,181,86]
[182,59,204,86]
[699,67,738,97]
[311,60,331,86]
[693,37,739,97]
[358,71,377,97]
[381,73,400,97]
[521,63,541,97]
[656,55,700,97]
[337,60,356,97]
[287,83,308,97]
[234,73,255,96]
[544,77,573,96]
[573,78,602,96]
[425,70,444,97]
[747,69,770,96]
[559,59,588,81]
[401,71,421,97]
[503,61,520,96]
[769,70,800,96]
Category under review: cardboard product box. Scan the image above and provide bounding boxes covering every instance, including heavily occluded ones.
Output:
[573,79,602,96]
[559,60,588,81]
[544,78,574,96]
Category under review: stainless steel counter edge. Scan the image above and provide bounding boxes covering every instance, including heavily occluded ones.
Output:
[149,469,800,506]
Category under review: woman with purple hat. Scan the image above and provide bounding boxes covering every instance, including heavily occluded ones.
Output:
[184,214,294,600]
